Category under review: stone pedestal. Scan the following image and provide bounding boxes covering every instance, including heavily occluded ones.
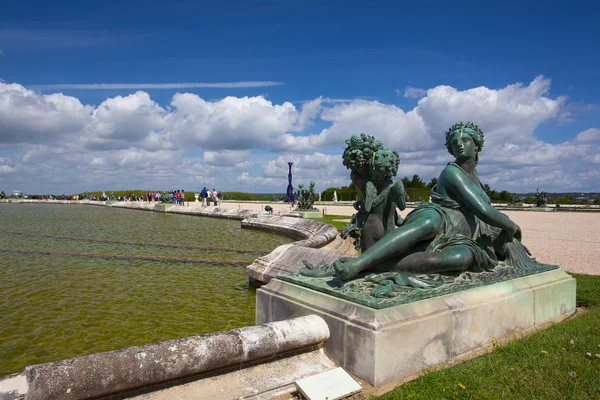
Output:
[256,269,576,387]
[294,209,324,218]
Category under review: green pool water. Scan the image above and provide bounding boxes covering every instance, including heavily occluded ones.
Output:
[0,203,293,376]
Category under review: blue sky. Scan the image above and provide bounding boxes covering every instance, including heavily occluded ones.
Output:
[1,0,599,194]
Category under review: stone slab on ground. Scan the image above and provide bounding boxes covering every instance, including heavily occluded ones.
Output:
[295,367,362,400]
[257,268,576,386]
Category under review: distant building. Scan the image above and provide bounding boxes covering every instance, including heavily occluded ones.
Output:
[12,190,21,197]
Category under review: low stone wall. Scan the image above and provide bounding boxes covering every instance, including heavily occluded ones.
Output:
[241,214,339,246]
[1,316,330,400]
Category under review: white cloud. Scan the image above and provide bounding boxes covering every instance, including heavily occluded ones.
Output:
[293,96,323,131]
[0,83,93,144]
[574,128,600,143]
[31,81,284,90]
[166,94,299,151]
[415,75,565,145]
[284,99,430,152]
[236,172,286,189]
[203,150,252,167]
[404,86,427,99]
[0,77,598,194]
[79,91,167,151]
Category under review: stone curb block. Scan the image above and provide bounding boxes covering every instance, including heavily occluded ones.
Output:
[24,315,329,400]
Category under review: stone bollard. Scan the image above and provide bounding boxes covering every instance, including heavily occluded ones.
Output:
[24,315,329,400]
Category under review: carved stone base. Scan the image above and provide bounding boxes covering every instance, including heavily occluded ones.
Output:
[256,268,576,386]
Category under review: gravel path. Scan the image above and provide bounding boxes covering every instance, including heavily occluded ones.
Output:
[502,211,600,276]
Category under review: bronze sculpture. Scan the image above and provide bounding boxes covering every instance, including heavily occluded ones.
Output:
[339,133,406,252]
[535,189,549,208]
[296,181,318,211]
[301,123,546,291]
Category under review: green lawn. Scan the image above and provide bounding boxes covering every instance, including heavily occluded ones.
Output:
[316,214,351,232]
[376,274,600,400]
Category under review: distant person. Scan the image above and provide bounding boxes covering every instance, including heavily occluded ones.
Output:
[212,188,218,206]
[290,188,297,206]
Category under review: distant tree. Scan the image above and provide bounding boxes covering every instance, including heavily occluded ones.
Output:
[498,190,513,202]
[410,174,426,189]
[427,178,438,189]
[321,185,362,202]
[549,196,576,205]
[399,175,430,201]
[401,175,427,189]
[0,191,5,199]
[594,196,600,205]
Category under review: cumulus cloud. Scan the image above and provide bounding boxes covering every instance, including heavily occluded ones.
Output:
[404,86,427,99]
[203,150,252,167]
[84,91,167,151]
[0,83,93,144]
[0,76,598,193]
[574,128,600,143]
[293,96,323,131]
[165,94,299,151]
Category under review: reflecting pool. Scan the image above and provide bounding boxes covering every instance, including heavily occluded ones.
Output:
[0,203,293,376]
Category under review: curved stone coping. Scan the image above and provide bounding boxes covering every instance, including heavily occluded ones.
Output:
[246,244,358,286]
[106,202,339,247]
[19,315,329,400]
[0,199,88,204]
[241,214,339,247]
[108,201,260,220]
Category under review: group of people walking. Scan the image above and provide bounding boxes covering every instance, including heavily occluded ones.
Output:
[171,189,186,205]
[200,187,221,207]
[104,189,222,206]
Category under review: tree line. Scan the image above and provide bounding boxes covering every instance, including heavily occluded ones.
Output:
[320,175,600,204]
